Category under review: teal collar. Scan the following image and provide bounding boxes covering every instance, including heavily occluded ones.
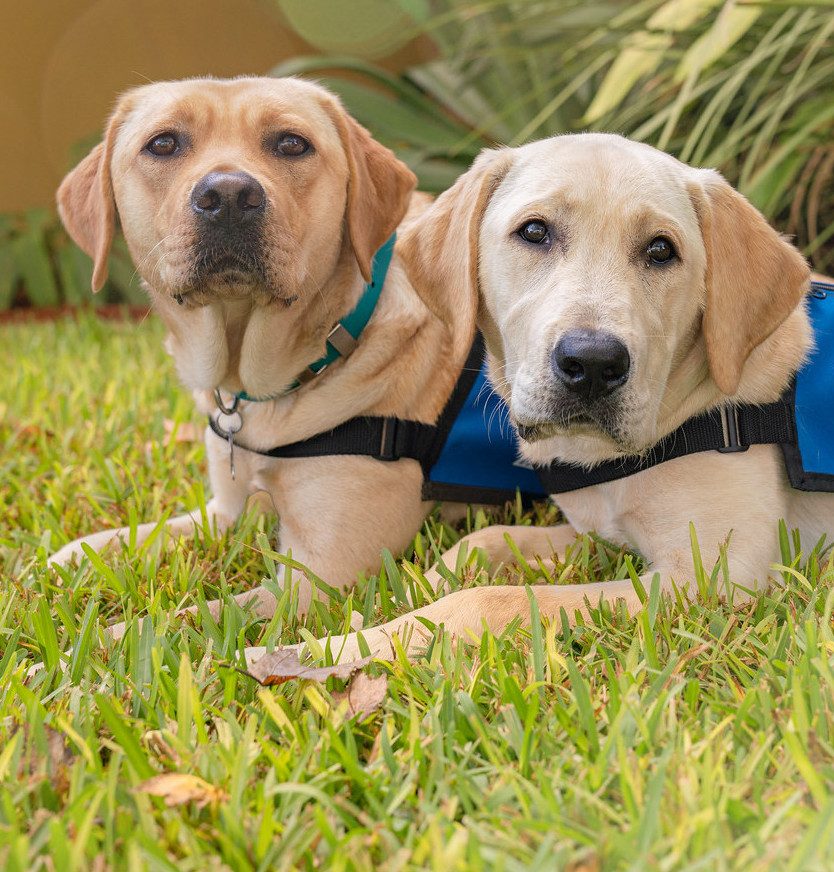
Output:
[236,233,396,402]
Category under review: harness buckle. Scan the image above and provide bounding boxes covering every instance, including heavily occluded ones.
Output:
[717,405,748,453]
[379,418,399,461]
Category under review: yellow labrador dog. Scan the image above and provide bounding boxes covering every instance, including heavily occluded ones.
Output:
[267,133,834,664]
[52,77,479,631]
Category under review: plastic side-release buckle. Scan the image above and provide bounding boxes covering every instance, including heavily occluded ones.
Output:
[717,405,749,453]
[379,418,400,461]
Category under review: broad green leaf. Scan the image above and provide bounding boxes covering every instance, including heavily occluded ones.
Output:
[584,31,672,123]
[317,77,472,151]
[676,1,761,81]
[57,243,93,305]
[276,0,417,59]
[648,0,722,32]
[394,0,430,22]
[13,231,59,307]
[0,244,18,309]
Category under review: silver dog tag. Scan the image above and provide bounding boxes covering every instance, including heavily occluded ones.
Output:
[217,410,242,479]
[214,389,243,480]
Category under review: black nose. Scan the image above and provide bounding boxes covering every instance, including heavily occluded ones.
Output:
[552,329,630,401]
[190,172,265,224]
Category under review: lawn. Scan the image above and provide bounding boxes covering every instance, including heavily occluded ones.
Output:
[2,313,834,871]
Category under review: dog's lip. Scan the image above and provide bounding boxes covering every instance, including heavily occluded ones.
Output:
[200,254,258,274]
[513,413,597,442]
[170,287,298,307]
[514,415,646,458]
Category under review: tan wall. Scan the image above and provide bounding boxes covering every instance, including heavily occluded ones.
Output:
[1,0,429,212]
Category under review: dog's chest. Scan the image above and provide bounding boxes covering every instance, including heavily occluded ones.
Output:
[558,482,629,540]
[556,476,650,546]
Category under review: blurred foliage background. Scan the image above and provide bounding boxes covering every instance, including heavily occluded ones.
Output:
[2,0,833,310]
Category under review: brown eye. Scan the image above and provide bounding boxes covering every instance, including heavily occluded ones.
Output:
[518,220,550,245]
[647,236,676,265]
[145,133,179,157]
[272,133,311,157]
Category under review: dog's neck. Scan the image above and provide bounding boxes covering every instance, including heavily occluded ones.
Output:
[150,244,366,400]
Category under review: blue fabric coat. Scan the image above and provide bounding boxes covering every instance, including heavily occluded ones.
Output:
[424,282,834,502]
[783,281,834,490]
[423,362,546,504]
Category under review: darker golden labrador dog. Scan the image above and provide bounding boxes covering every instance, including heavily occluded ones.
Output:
[53,77,478,637]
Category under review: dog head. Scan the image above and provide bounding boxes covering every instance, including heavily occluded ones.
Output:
[57,77,415,308]
[402,134,810,464]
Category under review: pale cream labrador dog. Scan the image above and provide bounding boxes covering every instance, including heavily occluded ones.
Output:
[53,77,479,632]
[269,133,834,664]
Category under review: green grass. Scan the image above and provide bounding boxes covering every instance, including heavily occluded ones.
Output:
[2,312,834,870]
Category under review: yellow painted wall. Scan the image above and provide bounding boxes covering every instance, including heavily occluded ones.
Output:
[1,0,429,212]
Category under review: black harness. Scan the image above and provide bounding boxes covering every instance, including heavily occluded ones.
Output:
[208,337,517,502]
[537,397,795,494]
[208,410,439,468]
[210,281,834,500]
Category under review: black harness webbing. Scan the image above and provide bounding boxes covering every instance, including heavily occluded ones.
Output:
[536,393,796,494]
[208,337,485,474]
[208,412,439,467]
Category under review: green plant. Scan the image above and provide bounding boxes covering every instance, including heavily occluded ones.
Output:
[0,210,147,311]
[274,0,834,270]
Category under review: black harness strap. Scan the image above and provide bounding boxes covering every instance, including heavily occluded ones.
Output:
[207,336,485,472]
[208,413,438,468]
[537,394,796,494]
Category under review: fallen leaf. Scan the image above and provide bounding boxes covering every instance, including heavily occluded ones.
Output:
[136,773,228,808]
[245,648,372,687]
[145,419,201,454]
[17,725,73,774]
[566,853,601,872]
[167,419,200,443]
[142,729,181,766]
[332,672,388,719]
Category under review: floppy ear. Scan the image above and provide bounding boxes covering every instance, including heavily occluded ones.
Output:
[56,106,126,292]
[332,111,417,281]
[691,171,810,395]
[397,148,513,351]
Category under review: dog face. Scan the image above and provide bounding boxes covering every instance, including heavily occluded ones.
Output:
[401,133,809,461]
[480,135,714,454]
[57,77,415,308]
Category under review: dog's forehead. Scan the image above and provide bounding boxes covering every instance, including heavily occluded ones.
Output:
[115,77,341,148]
[492,134,698,223]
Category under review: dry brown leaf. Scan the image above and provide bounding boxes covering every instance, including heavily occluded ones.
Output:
[17,725,73,786]
[166,419,200,443]
[332,672,388,719]
[44,727,73,772]
[136,773,228,808]
[142,729,181,766]
[245,648,372,686]
[145,419,201,454]
[566,853,601,872]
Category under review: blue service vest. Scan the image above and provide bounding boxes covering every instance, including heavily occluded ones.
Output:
[782,281,834,490]
[426,282,834,500]
[422,353,547,504]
